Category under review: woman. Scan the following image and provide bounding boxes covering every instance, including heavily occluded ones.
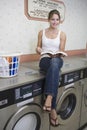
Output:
[36,9,66,126]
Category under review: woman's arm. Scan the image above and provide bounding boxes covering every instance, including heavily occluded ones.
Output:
[36,30,43,54]
[59,31,66,51]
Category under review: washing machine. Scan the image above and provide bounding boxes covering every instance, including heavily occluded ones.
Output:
[79,68,87,129]
[50,69,84,130]
[0,78,49,130]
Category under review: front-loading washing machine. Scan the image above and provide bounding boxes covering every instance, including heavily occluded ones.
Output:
[50,69,84,130]
[79,68,87,129]
[0,78,49,130]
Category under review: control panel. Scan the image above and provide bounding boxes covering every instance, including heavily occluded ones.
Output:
[0,78,45,109]
[60,69,84,86]
[15,79,45,103]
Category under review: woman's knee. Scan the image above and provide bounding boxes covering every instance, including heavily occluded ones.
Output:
[39,57,51,70]
[51,58,63,68]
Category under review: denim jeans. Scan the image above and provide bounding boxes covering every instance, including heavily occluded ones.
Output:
[39,57,63,109]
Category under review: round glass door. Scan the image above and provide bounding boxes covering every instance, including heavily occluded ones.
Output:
[13,113,38,130]
[56,88,77,120]
[57,94,76,119]
[4,105,41,130]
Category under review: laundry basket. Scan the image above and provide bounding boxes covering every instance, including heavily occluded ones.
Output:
[0,52,21,78]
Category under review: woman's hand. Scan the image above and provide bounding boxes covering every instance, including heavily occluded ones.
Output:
[36,47,42,54]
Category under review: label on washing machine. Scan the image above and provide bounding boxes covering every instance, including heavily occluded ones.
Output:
[17,98,34,107]
[0,99,8,106]
[15,85,33,101]
[23,93,32,99]
[65,83,74,89]
[68,79,74,83]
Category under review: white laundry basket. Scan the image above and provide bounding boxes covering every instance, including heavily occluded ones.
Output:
[0,52,21,78]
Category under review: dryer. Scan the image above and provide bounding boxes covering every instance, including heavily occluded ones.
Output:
[0,78,49,130]
[79,68,87,128]
[50,69,84,130]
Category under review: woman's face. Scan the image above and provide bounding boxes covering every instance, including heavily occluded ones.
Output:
[49,14,60,29]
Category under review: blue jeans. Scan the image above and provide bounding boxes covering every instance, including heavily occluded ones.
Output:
[39,57,63,109]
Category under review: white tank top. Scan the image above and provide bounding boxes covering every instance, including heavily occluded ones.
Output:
[42,29,61,53]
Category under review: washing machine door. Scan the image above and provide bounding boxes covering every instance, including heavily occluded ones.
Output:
[56,86,77,124]
[4,104,45,130]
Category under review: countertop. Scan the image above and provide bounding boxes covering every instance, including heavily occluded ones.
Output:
[0,55,87,91]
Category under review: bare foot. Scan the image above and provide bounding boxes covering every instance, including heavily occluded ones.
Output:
[43,95,52,112]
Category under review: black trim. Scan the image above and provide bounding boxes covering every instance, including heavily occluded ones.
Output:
[0,89,14,109]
